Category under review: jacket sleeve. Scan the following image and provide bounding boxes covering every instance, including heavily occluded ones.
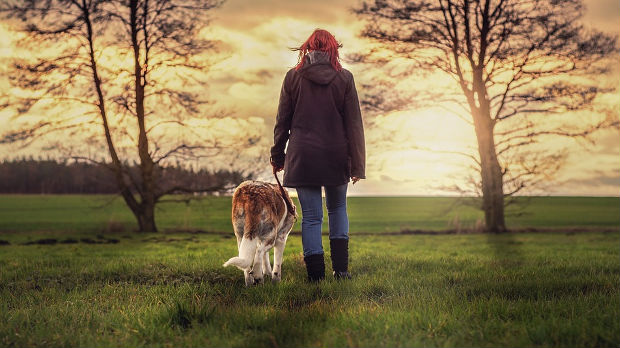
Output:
[270,70,294,167]
[343,73,366,179]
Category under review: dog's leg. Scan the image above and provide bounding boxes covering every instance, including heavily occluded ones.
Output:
[233,221,243,251]
[236,235,242,251]
[232,207,245,250]
[263,248,272,277]
[251,241,266,284]
[272,236,287,283]
[244,269,254,286]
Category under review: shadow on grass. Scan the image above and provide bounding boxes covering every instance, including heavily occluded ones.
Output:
[231,306,330,348]
[1,267,242,293]
[148,280,334,347]
[486,231,525,270]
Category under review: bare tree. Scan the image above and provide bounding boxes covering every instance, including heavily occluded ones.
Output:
[1,0,256,232]
[353,0,619,232]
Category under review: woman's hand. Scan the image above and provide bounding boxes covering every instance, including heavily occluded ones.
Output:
[351,176,361,185]
[272,163,284,174]
[270,156,284,174]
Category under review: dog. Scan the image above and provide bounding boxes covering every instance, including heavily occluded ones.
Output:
[223,180,297,286]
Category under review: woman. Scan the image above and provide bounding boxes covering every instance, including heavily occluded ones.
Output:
[270,29,366,282]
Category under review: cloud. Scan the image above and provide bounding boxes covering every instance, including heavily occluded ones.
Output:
[1,1,618,196]
[582,0,620,33]
[553,171,620,196]
[213,0,357,31]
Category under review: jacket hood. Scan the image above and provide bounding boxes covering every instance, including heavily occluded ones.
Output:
[299,51,338,85]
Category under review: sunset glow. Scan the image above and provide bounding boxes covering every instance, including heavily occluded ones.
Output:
[0,0,618,196]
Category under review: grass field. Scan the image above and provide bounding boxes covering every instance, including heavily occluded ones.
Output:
[0,195,618,234]
[0,195,618,347]
[0,231,618,347]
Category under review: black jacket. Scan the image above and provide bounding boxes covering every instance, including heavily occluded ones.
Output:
[270,51,366,187]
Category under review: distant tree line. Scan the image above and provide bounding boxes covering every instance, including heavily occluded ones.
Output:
[0,158,250,195]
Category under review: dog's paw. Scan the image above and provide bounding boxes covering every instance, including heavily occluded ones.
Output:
[271,271,281,283]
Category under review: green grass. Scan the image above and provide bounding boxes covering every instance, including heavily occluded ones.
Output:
[0,231,618,347]
[0,195,617,234]
[0,195,618,347]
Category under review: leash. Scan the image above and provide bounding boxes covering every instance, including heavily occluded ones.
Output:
[273,168,296,216]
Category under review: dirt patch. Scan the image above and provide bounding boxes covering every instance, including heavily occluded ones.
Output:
[163,228,227,235]
[22,238,58,245]
[16,236,120,246]
[80,237,119,244]
[141,236,198,243]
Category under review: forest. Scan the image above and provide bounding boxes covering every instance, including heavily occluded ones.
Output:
[0,158,249,194]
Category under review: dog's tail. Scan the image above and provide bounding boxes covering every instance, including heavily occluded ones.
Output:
[223,236,257,270]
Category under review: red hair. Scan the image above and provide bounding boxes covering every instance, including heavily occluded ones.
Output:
[294,29,343,71]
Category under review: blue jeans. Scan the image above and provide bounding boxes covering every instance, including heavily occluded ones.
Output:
[296,183,349,257]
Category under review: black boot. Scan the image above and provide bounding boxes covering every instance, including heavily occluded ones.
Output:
[304,253,325,282]
[330,238,352,280]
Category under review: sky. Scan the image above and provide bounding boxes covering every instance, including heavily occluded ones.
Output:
[0,0,619,196]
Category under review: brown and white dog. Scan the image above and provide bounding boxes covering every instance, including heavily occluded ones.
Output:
[223,181,297,286]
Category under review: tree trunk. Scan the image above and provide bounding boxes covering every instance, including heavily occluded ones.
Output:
[472,111,507,233]
[130,0,158,232]
[135,202,157,232]
[83,2,143,230]
[468,59,507,233]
